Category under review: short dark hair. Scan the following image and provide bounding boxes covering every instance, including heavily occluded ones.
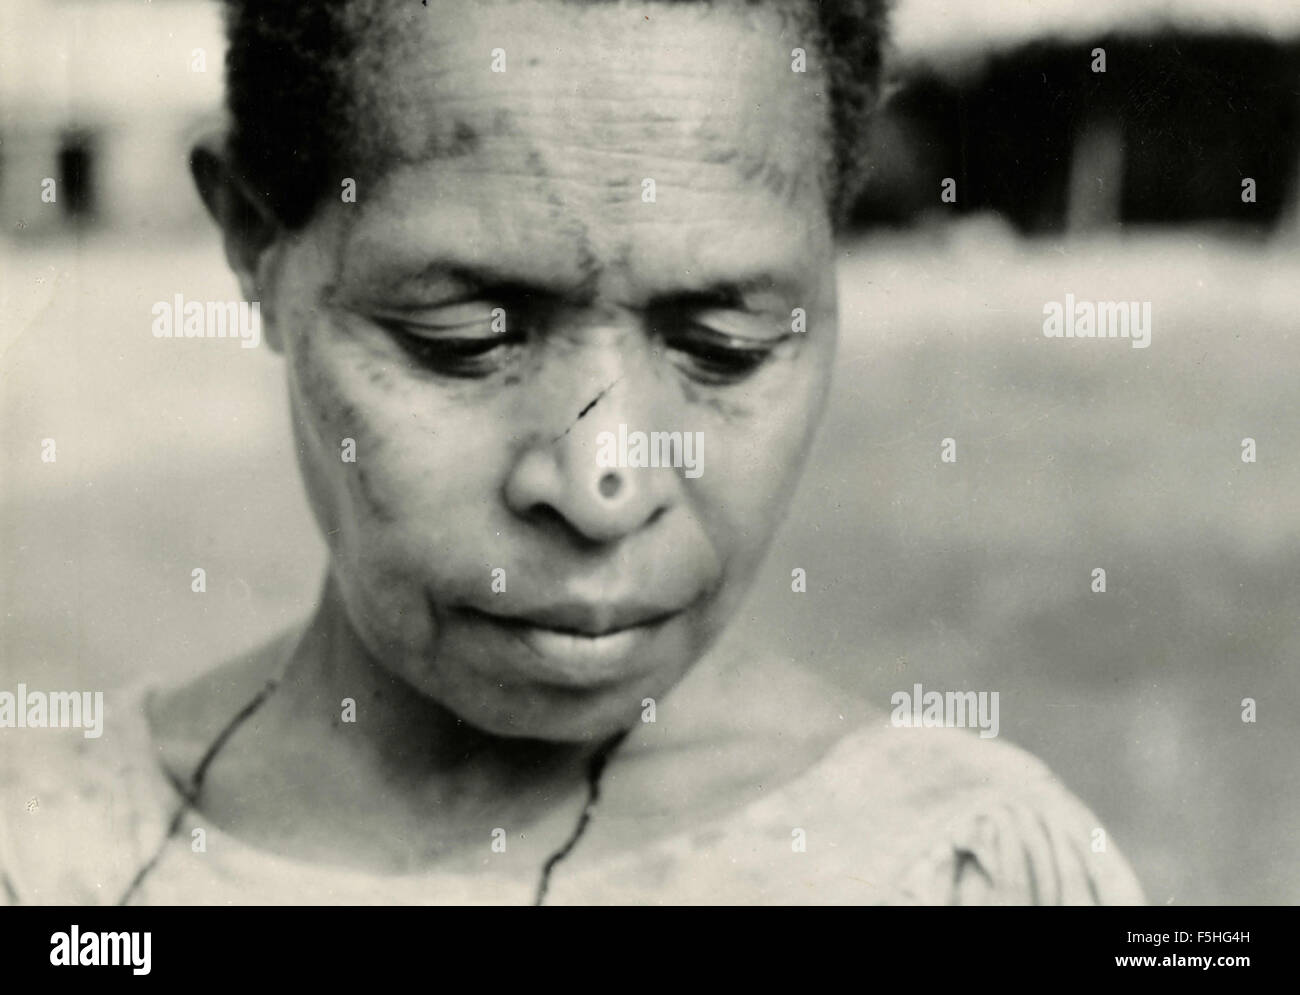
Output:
[219,0,888,229]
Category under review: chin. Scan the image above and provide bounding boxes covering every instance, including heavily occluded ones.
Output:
[397,605,714,742]
[429,669,667,744]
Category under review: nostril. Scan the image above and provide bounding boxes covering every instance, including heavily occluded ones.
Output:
[598,472,622,499]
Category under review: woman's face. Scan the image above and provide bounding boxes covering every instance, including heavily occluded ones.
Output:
[256,0,838,740]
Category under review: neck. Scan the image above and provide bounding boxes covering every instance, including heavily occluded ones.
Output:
[268,574,611,817]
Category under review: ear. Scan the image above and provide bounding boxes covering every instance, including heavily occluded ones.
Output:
[190,134,285,349]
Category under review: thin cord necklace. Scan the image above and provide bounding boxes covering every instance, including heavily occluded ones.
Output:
[533,728,628,906]
[119,674,625,906]
[117,671,283,905]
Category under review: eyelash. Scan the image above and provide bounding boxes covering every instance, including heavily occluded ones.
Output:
[372,308,788,384]
[378,319,520,377]
[664,328,787,384]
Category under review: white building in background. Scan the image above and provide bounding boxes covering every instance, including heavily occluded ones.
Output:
[0,0,224,238]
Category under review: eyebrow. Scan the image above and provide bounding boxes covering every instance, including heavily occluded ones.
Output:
[644,280,785,313]
[343,259,796,311]
[354,262,547,299]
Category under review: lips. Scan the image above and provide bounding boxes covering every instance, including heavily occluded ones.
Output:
[470,599,680,637]
[455,599,687,687]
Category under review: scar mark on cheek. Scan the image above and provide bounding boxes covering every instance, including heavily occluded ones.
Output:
[362,360,395,390]
[447,120,480,157]
[354,459,398,524]
[679,377,752,420]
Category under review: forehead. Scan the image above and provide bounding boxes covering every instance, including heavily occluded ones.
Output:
[332,0,834,299]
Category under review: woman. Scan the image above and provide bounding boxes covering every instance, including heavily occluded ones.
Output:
[1,0,1144,905]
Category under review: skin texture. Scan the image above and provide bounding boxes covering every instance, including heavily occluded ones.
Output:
[158,0,850,876]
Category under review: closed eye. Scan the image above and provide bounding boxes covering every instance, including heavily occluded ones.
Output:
[383,302,504,336]
[652,303,793,384]
[667,330,788,383]
[370,302,524,377]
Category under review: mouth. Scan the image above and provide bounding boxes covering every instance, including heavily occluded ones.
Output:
[457,602,686,687]
[475,600,681,637]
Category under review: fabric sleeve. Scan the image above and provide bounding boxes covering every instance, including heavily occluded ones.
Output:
[897,795,1147,905]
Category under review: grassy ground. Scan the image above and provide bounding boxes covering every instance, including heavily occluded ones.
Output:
[2,220,1297,903]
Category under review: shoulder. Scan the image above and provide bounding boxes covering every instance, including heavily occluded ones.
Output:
[0,681,177,905]
[812,722,1147,904]
[556,661,1146,905]
[1,630,294,906]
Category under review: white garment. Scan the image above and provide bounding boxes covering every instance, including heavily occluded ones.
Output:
[0,681,1145,905]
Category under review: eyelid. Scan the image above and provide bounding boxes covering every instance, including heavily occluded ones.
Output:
[369,301,507,335]
[680,308,792,343]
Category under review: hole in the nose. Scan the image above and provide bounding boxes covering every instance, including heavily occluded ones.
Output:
[598,472,622,499]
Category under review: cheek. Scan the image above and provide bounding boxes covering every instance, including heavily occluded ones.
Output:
[281,308,506,625]
[285,314,399,533]
[688,334,833,568]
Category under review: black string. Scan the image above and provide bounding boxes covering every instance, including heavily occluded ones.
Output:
[118,673,626,907]
[533,729,628,906]
[116,675,281,906]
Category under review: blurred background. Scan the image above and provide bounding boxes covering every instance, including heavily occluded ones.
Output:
[2,0,1298,904]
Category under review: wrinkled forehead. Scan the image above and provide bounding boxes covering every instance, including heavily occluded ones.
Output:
[326,0,835,300]
[344,0,831,197]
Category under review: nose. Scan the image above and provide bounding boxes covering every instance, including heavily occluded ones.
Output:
[504,379,679,546]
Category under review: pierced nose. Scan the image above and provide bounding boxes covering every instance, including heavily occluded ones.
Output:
[597,471,623,499]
